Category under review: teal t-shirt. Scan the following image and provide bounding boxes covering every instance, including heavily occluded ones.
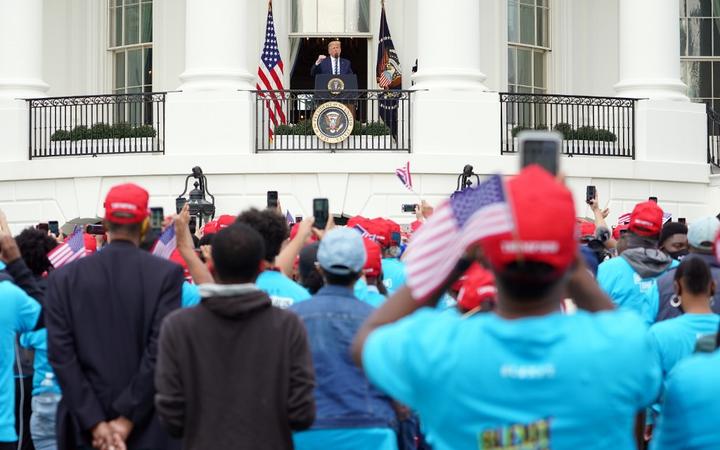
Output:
[652,350,720,450]
[648,313,720,377]
[0,280,41,442]
[19,329,61,396]
[294,428,397,450]
[597,257,677,326]
[363,309,661,450]
[181,281,201,308]
[354,279,386,308]
[381,258,406,295]
[257,270,311,309]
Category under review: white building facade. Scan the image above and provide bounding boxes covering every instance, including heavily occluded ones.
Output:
[0,0,718,231]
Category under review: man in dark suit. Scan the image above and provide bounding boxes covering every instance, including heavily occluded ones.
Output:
[310,40,353,77]
[45,183,184,450]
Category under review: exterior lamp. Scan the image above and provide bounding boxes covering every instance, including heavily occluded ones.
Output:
[175,166,216,227]
[456,164,480,192]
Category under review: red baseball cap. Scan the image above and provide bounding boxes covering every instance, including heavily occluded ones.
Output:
[578,219,596,241]
[375,218,401,247]
[104,183,149,224]
[482,166,577,277]
[202,220,219,236]
[410,220,423,233]
[216,214,236,230]
[457,263,497,311]
[362,238,382,278]
[629,201,664,238]
[83,234,97,254]
[613,223,630,241]
[289,222,318,243]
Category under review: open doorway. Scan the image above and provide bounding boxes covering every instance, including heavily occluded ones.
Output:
[289,37,368,90]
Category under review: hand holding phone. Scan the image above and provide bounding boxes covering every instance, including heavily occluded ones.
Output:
[585,186,597,205]
[150,207,164,232]
[313,198,329,229]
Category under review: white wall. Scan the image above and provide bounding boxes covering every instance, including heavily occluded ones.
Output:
[563,0,619,96]
[0,151,713,233]
[153,0,185,92]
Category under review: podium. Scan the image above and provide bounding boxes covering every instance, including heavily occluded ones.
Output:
[314,74,358,101]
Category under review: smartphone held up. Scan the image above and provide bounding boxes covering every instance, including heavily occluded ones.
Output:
[518,130,562,176]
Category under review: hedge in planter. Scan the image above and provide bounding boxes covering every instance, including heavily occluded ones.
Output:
[274,121,390,136]
[50,123,157,141]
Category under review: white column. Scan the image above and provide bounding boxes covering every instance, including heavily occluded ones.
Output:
[0,0,48,98]
[615,0,688,101]
[412,0,487,90]
[178,0,254,91]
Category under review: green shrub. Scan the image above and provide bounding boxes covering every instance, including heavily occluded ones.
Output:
[364,121,390,136]
[112,122,133,138]
[48,122,157,141]
[89,123,113,139]
[292,120,314,135]
[69,125,89,141]
[511,125,528,137]
[131,125,157,138]
[50,129,71,141]
[596,129,617,142]
[553,122,574,139]
[274,124,292,135]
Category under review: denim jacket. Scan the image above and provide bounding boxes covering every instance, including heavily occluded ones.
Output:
[291,285,396,429]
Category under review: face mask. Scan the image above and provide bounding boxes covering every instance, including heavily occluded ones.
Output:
[668,249,689,260]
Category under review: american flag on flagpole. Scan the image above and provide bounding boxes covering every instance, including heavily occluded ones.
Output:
[403,175,514,302]
[152,226,177,260]
[617,213,631,225]
[353,223,378,242]
[48,228,87,269]
[285,210,295,226]
[395,161,412,191]
[256,1,286,142]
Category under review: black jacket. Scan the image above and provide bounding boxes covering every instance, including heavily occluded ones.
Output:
[45,240,184,450]
[656,253,720,322]
[155,284,315,450]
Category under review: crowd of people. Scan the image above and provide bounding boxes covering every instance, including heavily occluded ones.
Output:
[1,166,720,450]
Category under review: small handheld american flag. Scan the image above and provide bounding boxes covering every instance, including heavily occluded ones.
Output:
[152,226,177,260]
[48,228,87,269]
[395,161,413,191]
[403,174,514,302]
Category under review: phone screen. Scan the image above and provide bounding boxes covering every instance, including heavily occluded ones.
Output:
[313,198,329,229]
[521,140,560,175]
[48,221,59,236]
[150,207,164,231]
[267,191,279,209]
[586,186,597,204]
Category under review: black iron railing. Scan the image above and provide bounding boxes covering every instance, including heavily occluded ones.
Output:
[707,104,720,168]
[27,92,166,159]
[500,93,637,158]
[254,89,412,152]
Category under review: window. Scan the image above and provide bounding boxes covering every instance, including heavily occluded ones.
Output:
[291,0,370,34]
[110,0,153,124]
[508,0,549,94]
[679,0,720,109]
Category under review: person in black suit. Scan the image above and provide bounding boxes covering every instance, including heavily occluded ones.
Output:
[45,183,184,450]
[310,40,353,77]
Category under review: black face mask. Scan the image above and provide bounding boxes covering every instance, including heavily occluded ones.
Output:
[668,249,689,260]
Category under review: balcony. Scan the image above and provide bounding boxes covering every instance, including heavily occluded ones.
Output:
[500,93,637,159]
[27,93,166,159]
[253,89,412,153]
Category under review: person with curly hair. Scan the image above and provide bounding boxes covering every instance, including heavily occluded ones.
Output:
[236,208,311,308]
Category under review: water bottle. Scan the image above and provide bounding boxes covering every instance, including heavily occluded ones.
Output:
[40,372,54,388]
